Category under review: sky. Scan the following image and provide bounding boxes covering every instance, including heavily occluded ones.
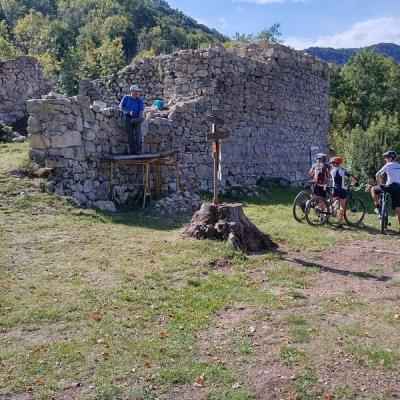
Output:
[166,0,400,49]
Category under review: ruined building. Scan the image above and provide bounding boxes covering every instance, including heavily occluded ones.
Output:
[26,43,330,207]
[0,56,52,126]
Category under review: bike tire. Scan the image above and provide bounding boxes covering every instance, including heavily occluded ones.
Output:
[380,197,388,234]
[292,190,310,222]
[305,196,330,226]
[344,198,366,226]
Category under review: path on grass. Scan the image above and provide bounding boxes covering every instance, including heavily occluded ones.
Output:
[186,237,400,400]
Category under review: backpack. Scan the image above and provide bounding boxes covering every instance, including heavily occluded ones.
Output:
[314,163,328,185]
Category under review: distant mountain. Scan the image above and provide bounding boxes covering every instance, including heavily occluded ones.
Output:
[304,43,400,66]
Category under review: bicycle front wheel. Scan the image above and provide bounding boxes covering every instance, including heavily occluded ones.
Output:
[305,196,330,226]
[292,190,310,222]
[344,198,365,226]
[380,198,388,234]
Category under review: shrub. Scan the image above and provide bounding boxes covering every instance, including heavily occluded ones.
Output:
[0,123,13,143]
[346,114,400,185]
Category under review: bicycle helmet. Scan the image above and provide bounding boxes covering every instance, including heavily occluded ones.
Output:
[316,153,327,161]
[330,156,343,165]
[382,150,398,159]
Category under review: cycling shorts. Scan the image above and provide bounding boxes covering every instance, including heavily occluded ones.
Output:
[332,187,347,199]
[373,183,400,209]
[314,185,327,198]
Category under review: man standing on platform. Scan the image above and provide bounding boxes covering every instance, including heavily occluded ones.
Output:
[119,84,145,154]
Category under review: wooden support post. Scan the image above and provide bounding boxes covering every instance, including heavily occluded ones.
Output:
[143,162,151,208]
[213,139,220,205]
[109,161,115,199]
[156,164,162,192]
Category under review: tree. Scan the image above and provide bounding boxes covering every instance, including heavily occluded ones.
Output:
[330,49,400,155]
[0,20,19,59]
[234,23,283,43]
[347,114,400,184]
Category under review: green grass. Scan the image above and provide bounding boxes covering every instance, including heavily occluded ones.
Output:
[345,343,400,368]
[1,143,400,399]
[279,345,310,366]
[331,385,359,399]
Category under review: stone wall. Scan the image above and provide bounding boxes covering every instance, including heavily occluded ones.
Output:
[29,43,330,207]
[27,94,144,207]
[0,56,52,125]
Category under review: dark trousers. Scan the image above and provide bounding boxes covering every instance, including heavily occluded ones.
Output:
[126,118,142,154]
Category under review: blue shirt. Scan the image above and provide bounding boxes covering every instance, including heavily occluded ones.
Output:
[119,95,144,118]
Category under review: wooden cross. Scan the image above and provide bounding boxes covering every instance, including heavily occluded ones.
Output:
[206,110,230,205]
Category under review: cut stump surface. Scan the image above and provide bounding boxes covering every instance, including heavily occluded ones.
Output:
[184,202,276,253]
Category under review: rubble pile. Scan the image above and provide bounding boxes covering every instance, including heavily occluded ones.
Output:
[153,191,202,215]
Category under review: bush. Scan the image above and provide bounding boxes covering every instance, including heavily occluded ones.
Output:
[346,114,400,185]
[0,123,13,143]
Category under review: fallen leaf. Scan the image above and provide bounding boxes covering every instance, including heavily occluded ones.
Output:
[36,379,44,386]
[90,312,101,322]
[158,331,168,339]
[26,387,34,394]
[394,314,400,320]
[193,374,205,387]
[324,394,335,400]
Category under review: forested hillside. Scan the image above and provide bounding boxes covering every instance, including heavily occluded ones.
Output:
[0,0,226,93]
[305,43,400,66]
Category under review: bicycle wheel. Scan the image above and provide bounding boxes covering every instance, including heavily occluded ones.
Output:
[380,197,388,234]
[344,198,365,226]
[305,196,330,226]
[292,190,310,222]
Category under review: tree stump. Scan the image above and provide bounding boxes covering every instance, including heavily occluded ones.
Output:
[184,202,276,253]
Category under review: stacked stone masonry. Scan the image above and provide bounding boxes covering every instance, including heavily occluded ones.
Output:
[29,43,330,206]
[0,56,52,125]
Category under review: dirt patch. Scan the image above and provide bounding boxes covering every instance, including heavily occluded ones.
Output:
[208,257,234,275]
[193,237,400,399]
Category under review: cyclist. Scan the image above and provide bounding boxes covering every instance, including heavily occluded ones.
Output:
[330,156,357,228]
[371,150,400,228]
[309,153,330,198]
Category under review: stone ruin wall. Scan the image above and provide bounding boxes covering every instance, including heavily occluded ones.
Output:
[0,56,52,125]
[27,94,144,208]
[79,43,330,189]
[28,44,330,207]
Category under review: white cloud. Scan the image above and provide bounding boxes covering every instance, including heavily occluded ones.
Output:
[235,0,307,4]
[219,17,228,28]
[193,16,209,25]
[285,17,400,49]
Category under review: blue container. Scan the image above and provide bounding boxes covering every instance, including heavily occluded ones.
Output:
[153,99,164,110]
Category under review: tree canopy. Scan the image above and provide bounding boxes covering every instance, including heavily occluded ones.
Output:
[330,49,400,184]
[0,0,227,93]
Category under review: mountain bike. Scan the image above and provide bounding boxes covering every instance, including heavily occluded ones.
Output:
[305,186,365,227]
[292,182,320,222]
[379,187,390,234]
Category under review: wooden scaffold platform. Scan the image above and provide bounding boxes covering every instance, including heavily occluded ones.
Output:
[104,149,179,208]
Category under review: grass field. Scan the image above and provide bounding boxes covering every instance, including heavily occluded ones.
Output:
[0,143,399,400]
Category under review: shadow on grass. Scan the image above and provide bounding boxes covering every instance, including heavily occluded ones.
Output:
[289,257,392,282]
[98,208,192,231]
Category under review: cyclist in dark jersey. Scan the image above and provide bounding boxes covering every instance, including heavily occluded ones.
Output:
[309,153,330,198]
[330,156,357,228]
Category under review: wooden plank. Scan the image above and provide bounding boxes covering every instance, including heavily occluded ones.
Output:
[206,131,230,141]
